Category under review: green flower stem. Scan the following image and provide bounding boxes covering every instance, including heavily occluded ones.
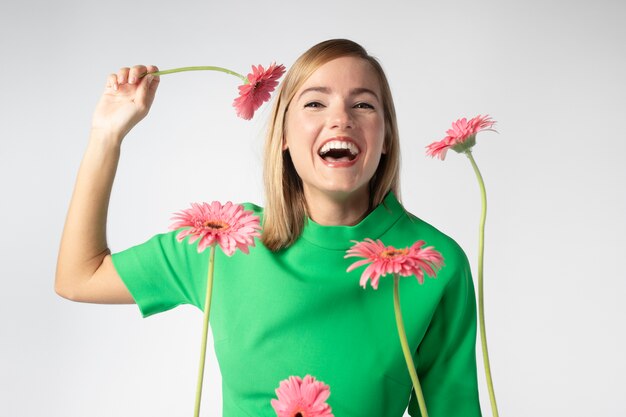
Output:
[393,275,429,417]
[142,66,248,83]
[465,150,500,417]
[194,244,216,417]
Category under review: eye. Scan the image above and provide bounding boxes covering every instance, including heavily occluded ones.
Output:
[354,102,375,110]
[304,101,325,108]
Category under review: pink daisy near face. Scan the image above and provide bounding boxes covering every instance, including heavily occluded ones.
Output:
[345,238,444,290]
[426,114,496,160]
[169,201,261,256]
[271,375,334,417]
[233,62,286,120]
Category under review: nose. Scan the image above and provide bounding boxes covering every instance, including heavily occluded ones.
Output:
[329,104,353,130]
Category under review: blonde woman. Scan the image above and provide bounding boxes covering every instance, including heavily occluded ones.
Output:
[56,39,481,416]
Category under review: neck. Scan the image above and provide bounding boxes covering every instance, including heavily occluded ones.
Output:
[303,187,370,226]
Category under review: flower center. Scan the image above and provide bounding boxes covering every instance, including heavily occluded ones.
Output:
[203,220,230,231]
[380,248,409,259]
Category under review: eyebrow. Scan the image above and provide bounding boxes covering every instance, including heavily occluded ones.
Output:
[297,86,380,101]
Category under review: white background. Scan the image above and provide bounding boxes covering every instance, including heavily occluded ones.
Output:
[1,0,625,416]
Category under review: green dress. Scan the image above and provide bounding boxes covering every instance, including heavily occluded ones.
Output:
[111,193,482,416]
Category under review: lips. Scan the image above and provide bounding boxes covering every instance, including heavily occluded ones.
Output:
[317,137,361,167]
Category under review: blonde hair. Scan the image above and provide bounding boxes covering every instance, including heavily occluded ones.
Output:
[262,39,401,251]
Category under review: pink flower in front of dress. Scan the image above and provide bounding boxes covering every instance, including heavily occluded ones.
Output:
[426,114,496,160]
[169,201,261,256]
[345,238,444,290]
[271,375,334,417]
[233,62,286,120]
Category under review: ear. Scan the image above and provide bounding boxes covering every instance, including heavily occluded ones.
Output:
[282,136,289,151]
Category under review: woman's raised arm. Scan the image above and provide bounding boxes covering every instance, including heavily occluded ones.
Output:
[55,65,160,304]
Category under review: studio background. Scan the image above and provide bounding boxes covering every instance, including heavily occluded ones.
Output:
[1,0,624,416]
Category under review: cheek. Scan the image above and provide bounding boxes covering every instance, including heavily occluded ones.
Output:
[284,113,318,151]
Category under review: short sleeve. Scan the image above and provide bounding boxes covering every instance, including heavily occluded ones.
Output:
[408,249,482,417]
[111,230,208,318]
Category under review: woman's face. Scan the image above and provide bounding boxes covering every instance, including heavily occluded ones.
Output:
[284,56,385,204]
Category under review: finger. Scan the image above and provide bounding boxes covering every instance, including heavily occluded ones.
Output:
[140,65,160,91]
[145,64,159,79]
[136,65,160,109]
[117,67,130,85]
[145,65,160,90]
[106,73,119,91]
[137,69,156,95]
[128,65,147,85]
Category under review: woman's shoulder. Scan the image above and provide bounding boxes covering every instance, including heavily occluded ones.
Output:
[394,207,469,269]
[240,201,264,217]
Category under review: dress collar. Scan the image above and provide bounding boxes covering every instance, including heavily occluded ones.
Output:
[299,192,405,250]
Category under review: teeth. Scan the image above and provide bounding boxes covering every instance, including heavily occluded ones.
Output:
[319,140,359,156]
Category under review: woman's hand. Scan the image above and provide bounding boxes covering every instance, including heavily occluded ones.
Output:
[91,64,160,140]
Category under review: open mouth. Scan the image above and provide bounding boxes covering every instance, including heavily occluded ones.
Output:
[318,140,360,162]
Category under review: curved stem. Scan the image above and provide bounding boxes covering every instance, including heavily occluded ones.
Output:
[194,244,216,417]
[465,150,499,417]
[393,275,429,417]
[142,66,248,83]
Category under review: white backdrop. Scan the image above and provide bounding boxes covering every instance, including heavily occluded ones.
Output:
[1,0,625,416]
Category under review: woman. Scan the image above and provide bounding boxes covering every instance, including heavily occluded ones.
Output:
[56,39,482,416]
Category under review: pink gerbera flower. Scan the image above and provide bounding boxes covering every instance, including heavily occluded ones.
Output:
[426,114,496,160]
[233,62,286,120]
[271,375,334,417]
[170,201,261,256]
[345,238,444,290]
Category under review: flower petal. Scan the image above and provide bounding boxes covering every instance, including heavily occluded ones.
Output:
[271,375,333,417]
[427,115,496,159]
[346,238,445,290]
[233,63,286,120]
[169,201,261,256]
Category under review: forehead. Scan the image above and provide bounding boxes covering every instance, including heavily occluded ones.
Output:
[297,56,382,97]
